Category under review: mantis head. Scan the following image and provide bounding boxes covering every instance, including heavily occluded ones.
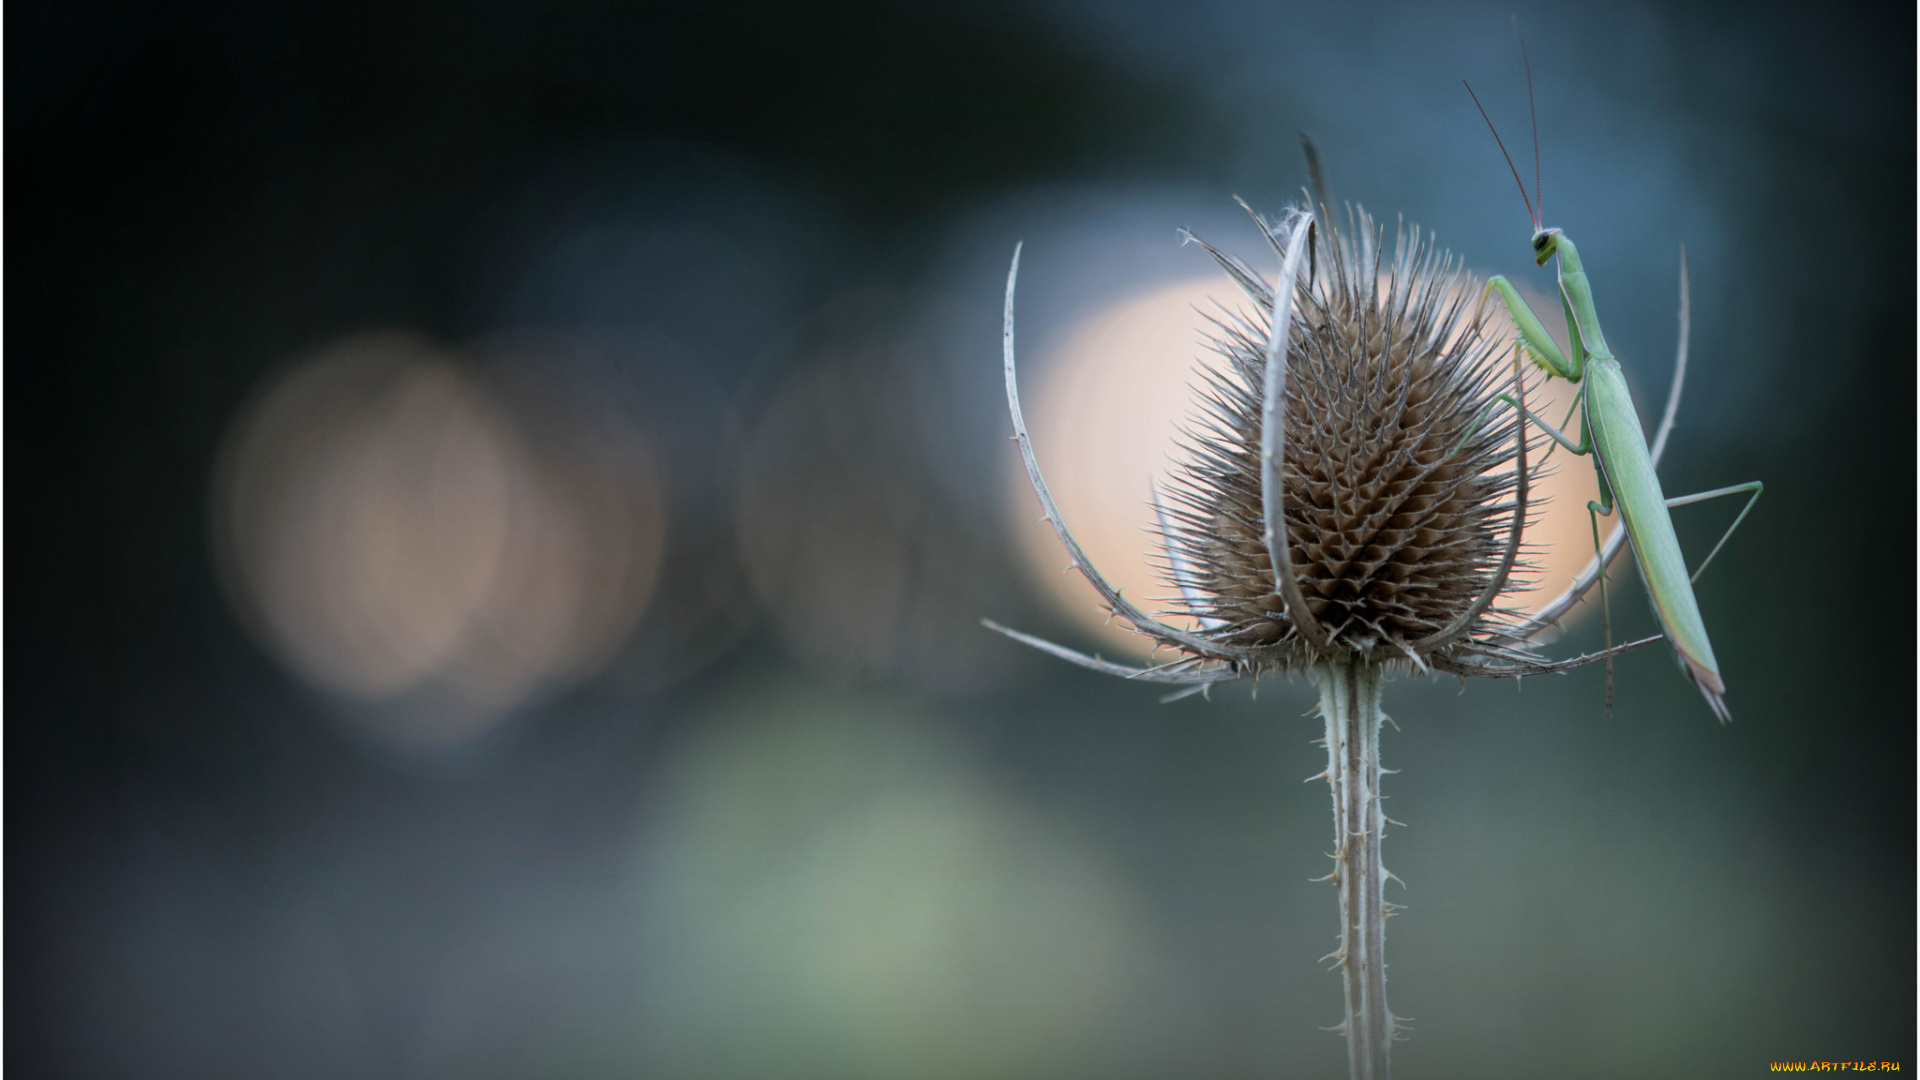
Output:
[1530,227,1563,267]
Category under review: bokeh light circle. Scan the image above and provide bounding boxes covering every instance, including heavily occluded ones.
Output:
[736,295,1020,694]
[212,331,666,747]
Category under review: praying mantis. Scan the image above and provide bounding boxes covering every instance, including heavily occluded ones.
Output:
[1465,72,1763,723]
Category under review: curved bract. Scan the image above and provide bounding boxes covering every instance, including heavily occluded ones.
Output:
[986,181,1647,690]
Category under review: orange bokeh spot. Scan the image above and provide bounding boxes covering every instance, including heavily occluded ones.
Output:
[1007,276,1613,660]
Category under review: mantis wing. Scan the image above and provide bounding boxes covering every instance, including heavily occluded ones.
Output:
[1584,361,1729,721]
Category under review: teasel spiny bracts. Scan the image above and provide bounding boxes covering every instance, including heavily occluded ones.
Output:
[984,176,1664,1079]
[985,197,1659,690]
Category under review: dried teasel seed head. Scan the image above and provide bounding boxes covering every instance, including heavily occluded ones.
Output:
[987,194,1660,693]
[1160,202,1541,674]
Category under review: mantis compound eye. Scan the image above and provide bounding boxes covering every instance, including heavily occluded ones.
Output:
[1531,227,1562,265]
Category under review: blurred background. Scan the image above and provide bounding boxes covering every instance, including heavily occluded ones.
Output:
[9,0,1911,1076]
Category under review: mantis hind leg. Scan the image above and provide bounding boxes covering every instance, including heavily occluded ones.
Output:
[1664,481,1764,584]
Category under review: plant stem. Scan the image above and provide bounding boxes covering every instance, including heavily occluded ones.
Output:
[1316,656,1395,1079]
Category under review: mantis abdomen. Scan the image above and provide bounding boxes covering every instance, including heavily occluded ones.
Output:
[1584,356,1727,715]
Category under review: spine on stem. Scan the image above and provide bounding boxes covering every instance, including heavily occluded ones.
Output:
[1316,657,1397,1079]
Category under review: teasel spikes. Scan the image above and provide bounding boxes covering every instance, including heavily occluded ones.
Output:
[1173,200,1537,672]
[985,184,1679,1080]
[986,196,1661,691]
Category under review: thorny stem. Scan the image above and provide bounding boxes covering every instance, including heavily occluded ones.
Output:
[1316,656,1397,1079]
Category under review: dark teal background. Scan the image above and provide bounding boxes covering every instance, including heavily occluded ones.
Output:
[10,1,1911,1076]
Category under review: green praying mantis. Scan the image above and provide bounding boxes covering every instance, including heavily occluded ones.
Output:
[1464,73,1763,723]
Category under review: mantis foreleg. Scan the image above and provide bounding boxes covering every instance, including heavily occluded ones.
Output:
[1457,388,1590,459]
[1451,345,1592,461]
[1484,275,1582,381]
